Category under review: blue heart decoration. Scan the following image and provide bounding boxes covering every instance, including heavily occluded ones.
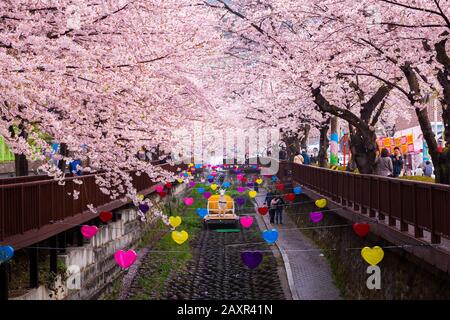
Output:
[195,164,202,169]
[197,187,205,194]
[207,175,213,180]
[183,173,189,177]
[223,181,230,188]
[0,246,14,263]
[196,208,208,218]
[293,186,302,195]
[271,175,278,182]
[262,229,279,244]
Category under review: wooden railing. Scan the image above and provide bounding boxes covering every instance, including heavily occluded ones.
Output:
[278,162,450,243]
[0,163,186,245]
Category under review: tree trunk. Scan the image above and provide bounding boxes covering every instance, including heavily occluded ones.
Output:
[283,134,299,162]
[300,125,310,150]
[318,120,330,168]
[416,106,450,184]
[349,128,378,174]
[58,143,69,173]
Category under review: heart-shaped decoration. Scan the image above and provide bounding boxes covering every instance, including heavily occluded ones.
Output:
[241,251,263,269]
[165,182,173,189]
[184,198,194,206]
[241,177,248,183]
[247,182,254,188]
[138,203,150,213]
[310,211,323,223]
[235,197,245,206]
[237,187,245,193]
[189,181,196,188]
[81,225,98,239]
[137,194,144,201]
[271,175,278,182]
[177,178,183,184]
[284,193,295,202]
[169,216,182,228]
[258,206,268,215]
[197,187,205,194]
[207,175,213,180]
[155,185,164,193]
[223,182,230,188]
[211,171,217,176]
[248,190,257,198]
[203,192,212,199]
[210,184,218,191]
[200,178,205,183]
[196,208,208,218]
[240,216,254,228]
[293,186,302,195]
[208,178,214,183]
[315,199,327,208]
[275,183,285,191]
[262,229,279,244]
[255,178,263,185]
[237,174,244,180]
[0,246,14,263]
[158,191,167,198]
[99,211,113,223]
[114,249,137,269]
[183,172,189,177]
[361,246,384,266]
[353,223,370,238]
[188,163,194,167]
[172,230,189,245]
[195,164,202,169]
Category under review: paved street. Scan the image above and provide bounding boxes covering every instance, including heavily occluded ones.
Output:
[255,191,342,300]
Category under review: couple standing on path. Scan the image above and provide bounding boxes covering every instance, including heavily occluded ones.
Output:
[264,189,285,224]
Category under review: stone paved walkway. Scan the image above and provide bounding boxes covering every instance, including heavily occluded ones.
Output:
[255,190,342,300]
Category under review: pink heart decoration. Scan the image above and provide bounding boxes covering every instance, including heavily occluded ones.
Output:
[184,197,194,206]
[211,171,217,176]
[237,174,244,180]
[189,181,196,188]
[155,185,164,193]
[240,216,254,229]
[237,187,245,193]
[81,225,98,239]
[310,212,323,223]
[114,249,137,269]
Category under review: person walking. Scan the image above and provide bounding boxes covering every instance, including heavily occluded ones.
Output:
[264,189,276,224]
[293,153,304,165]
[301,149,311,165]
[271,195,285,224]
[374,148,393,177]
[390,147,403,177]
[423,160,434,177]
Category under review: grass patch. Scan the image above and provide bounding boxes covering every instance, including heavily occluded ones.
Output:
[399,175,435,183]
[129,189,203,300]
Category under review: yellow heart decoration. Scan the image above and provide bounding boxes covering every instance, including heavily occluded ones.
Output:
[187,171,192,176]
[137,194,144,201]
[249,190,257,198]
[171,230,189,245]
[255,178,263,185]
[177,178,183,183]
[315,198,327,208]
[361,246,384,266]
[169,216,182,228]
[210,184,218,190]
[188,163,194,167]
